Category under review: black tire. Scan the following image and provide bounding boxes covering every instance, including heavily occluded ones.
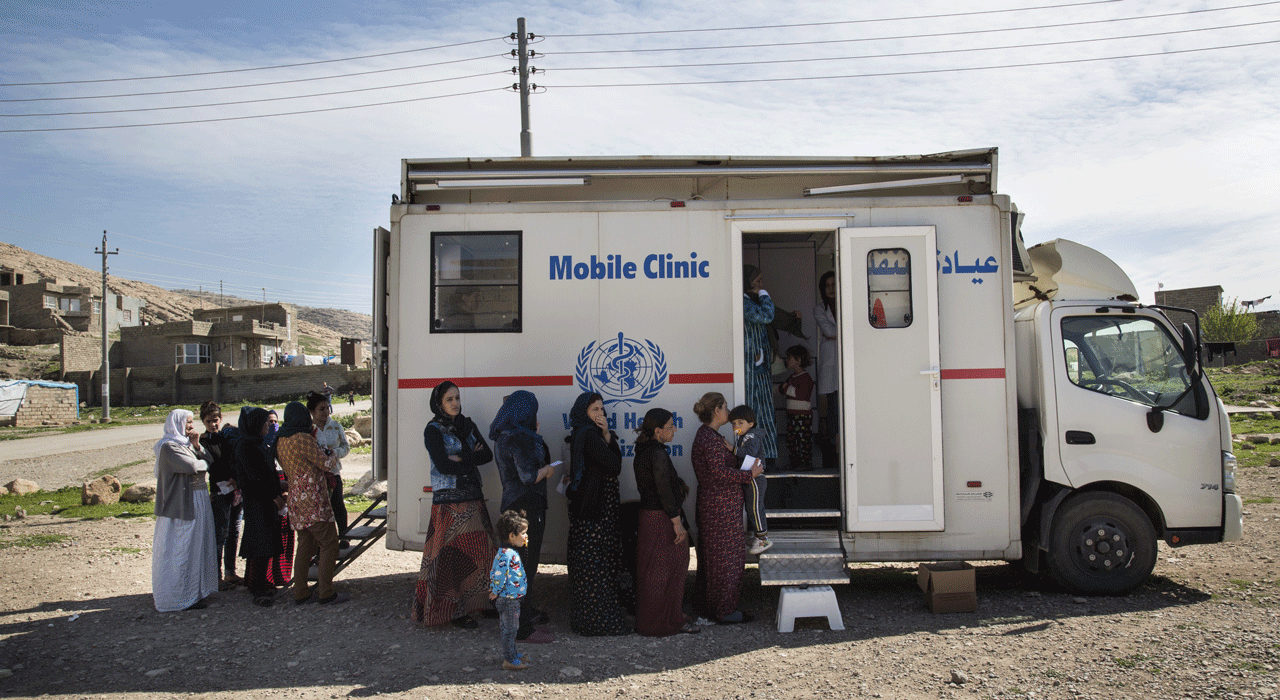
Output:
[1046,492,1156,595]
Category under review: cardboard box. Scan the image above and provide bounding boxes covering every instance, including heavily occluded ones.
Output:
[917,562,976,613]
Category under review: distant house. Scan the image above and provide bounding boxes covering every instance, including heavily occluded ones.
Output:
[120,302,295,369]
[0,277,144,334]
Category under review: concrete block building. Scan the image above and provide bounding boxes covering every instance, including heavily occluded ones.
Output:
[120,302,295,369]
[0,277,144,334]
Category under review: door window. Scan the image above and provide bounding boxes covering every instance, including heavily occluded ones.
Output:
[866,248,912,328]
[1061,316,1195,414]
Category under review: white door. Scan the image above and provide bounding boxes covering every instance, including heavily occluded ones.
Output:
[839,227,944,531]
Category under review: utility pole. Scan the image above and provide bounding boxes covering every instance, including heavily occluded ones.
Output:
[517,17,532,157]
[94,231,118,421]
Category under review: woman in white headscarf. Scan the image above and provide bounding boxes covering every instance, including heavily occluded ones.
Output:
[152,408,219,612]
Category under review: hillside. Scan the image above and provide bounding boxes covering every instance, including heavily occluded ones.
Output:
[0,242,371,356]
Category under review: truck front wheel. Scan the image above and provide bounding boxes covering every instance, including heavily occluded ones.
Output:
[1046,492,1156,595]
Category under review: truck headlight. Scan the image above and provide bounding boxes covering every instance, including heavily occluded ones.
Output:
[1223,451,1237,494]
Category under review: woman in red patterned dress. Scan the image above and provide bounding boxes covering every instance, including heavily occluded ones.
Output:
[690,392,765,624]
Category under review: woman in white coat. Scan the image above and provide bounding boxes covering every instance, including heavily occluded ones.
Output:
[152,409,219,611]
[814,271,840,464]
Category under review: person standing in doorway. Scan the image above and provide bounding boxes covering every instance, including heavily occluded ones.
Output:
[742,265,778,463]
[815,271,840,468]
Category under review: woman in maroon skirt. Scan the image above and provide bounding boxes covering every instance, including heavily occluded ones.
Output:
[633,408,699,636]
[691,392,764,624]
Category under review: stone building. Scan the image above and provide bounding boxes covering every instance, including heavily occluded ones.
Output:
[119,302,295,369]
[0,289,10,344]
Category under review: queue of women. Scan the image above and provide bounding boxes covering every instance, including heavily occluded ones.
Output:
[151,391,352,611]
[409,382,766,640]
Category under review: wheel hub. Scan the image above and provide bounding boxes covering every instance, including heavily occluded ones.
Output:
[1076,522,1130,571]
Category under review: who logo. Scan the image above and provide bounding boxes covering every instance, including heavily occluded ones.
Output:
[575,332,667,407]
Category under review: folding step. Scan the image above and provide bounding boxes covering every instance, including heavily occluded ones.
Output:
[367,506,386,519]
[757,531,849,586]
[342,525,381,540]
[768,508,841,519]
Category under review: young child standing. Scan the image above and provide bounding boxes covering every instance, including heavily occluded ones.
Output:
[490,510,530,671]
[729,405,772,555]
[779,345,816,472]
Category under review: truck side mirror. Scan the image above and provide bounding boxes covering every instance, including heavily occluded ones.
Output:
[1180,323,1199,376]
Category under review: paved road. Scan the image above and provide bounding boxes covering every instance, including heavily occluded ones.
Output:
[1,399,373,464]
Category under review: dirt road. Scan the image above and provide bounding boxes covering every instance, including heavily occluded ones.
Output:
[0,420,1277,699]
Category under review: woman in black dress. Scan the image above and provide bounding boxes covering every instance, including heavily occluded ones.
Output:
[232,407,284,607]
[565,392,631,636]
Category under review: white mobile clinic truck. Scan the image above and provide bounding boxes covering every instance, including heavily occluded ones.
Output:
[372,148,1242,595]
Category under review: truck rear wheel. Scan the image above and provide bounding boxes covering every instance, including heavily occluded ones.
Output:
[1046,492,1156,595]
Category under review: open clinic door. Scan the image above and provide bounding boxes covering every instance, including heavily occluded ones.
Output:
[838,226,944,532]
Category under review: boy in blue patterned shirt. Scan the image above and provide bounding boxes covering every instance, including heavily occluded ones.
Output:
[490,510,530,670]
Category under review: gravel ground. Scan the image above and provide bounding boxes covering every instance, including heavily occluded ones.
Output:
[0,436,1277,700]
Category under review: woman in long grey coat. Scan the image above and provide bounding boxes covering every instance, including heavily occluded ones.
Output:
[152,408,219,612]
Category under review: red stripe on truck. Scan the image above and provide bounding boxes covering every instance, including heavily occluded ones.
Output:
[940,368,1006,380]
[398,373,734,389]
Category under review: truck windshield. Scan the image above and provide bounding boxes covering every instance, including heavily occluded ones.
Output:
[1061,316,1194,413]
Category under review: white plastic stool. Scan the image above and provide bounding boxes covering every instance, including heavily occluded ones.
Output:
[776,585,844,633]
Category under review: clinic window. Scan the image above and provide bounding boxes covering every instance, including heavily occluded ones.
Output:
[430,231,521,333]
[175,343,211,364]
[867,248,913,329]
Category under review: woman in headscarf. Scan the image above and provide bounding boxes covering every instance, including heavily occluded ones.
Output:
[276,401,348,605]
[489,390,557,642]
[743,264,778,463]
[633,407,699,636]
[565,391,632,636]
[152,408,219,612]
[233,406,285,607]
[411,381,496,628]
[691,392,764,624]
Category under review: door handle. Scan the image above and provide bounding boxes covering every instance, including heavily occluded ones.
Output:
[920,366,939,391]
[1065,430,1096,445]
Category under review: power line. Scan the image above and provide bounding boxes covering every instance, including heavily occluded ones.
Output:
[545,19,1280,73]
[541,2,1280,56]
[547,39,1280,89]
[540,0,1127,37]
[0,53,510,103]
[0,36,510,87]
[0,86,507,133]
[2,70,510,118]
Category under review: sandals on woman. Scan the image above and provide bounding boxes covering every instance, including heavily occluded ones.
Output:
[679,621,701,634]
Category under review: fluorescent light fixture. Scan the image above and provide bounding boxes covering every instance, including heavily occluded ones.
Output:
[804,174,986,196]
[416,177,589,191]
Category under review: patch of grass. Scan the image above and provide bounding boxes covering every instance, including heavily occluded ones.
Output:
[1230,412,1280,436]
[1229,579,1253,590]
[0,533,69,550]
[335,409,370,430]
[1244,496,1276,504]
[1208,363,1280,405]
[109,546,144,554]
[349,444,372,455]
[0,485,154,520]
[1236,441,1280,468]
[1232,661,1266,672]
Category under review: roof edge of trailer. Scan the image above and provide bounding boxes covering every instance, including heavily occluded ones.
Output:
[400,148,999,203]
[403,148,997,175]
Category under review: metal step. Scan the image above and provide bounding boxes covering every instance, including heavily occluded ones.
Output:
[342,525,381,540]
[765,470,839,479]
[768,508,842,519]
[367,506,386,519]
[757,531,849,586]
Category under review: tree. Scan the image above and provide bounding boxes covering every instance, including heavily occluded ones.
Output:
[1202,298,1258,343]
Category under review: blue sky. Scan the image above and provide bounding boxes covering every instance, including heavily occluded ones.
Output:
[2,0,1278,314]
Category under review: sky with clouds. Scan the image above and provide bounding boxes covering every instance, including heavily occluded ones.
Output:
[1,0,1277,315]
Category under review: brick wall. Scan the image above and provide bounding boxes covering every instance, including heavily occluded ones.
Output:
[10,384,79,427]
[60,334,121,373]
[63,363,370,407]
